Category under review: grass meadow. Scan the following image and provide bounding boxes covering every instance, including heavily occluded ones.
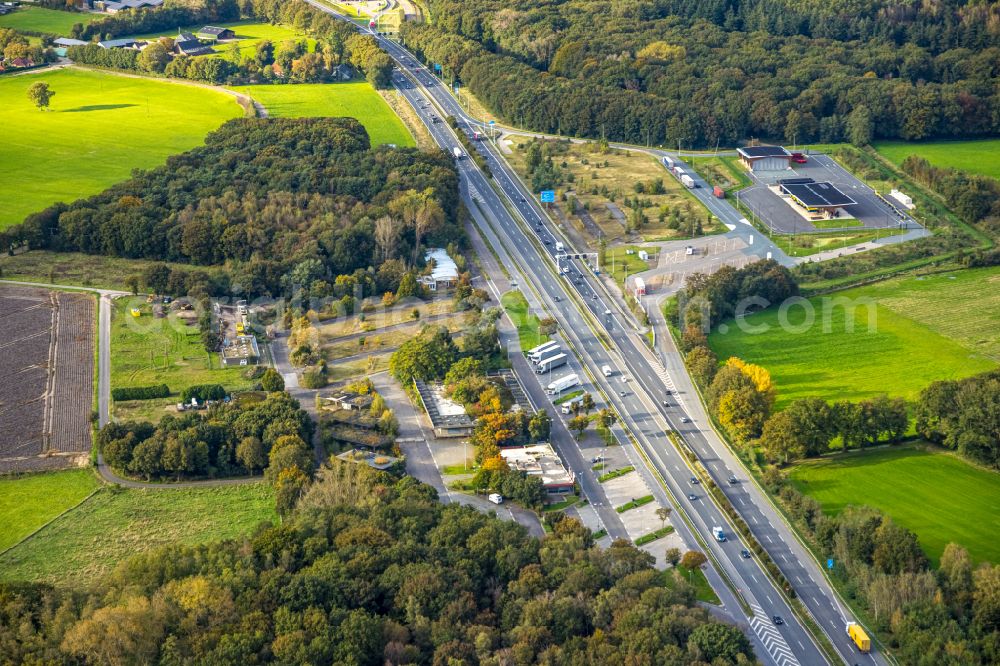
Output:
[0,470,100,552]
[131,20,316,60]
[789,445,1000,565]
[230,81,414,147]
[0,6,97,34]
[709,268,999,409]
[110,299,255,422]
[0,483,275,587]
[0,68,240,229]
[875,139,1000,181]
[502,290,549,351]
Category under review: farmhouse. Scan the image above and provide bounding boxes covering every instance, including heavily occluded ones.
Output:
[99,0,162,12]
[737,145,792,172]
[197,26,235,41]
[418,248,460,292]
[219,335,260,366]
[500,444,576,496]
[777,177,856,218]
[414,379,474,438]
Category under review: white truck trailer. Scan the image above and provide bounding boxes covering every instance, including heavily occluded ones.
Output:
[681,174,696,188]
[535,352,568,374]
[547,373,580,395]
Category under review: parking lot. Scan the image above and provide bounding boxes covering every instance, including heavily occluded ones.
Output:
[739,153,917,234]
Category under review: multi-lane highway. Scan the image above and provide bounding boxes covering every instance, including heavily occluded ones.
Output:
[304,5,883,665]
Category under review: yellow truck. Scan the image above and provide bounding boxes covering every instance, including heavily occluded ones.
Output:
[847,622,871,653]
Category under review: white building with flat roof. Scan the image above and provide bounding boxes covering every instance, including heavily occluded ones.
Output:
[418,248,460,291]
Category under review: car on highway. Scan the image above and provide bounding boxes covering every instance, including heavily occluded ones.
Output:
[618,390,628,397]
[687,493,697,501]
[543,239,551,245]
[690,476,698,484]
[728,475,738,485]
[680,416,690,423]
[661,399,669,406]
[741,549,752,559]
[553,295,560,302]
[665,389,672,395]
[772,616,784,625]
[790,152,807,164]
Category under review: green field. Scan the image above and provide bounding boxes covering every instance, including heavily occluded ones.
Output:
[0,6,97,34]
[0,68,241,230]
[789,445,1000,565]
[131,19,316,60]
[709,268,999,409]
[0,470,100,552]
[111,299,255,422]
[501,290,549,351]
[230,81,414,147]
[0,482,275,587]
[875,139,1000,182]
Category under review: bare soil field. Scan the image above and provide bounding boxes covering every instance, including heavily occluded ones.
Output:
[0,286,94,472]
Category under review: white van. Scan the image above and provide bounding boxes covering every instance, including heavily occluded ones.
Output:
[602,364,613,377]
[555,241,564,252]
[488,493,504,505]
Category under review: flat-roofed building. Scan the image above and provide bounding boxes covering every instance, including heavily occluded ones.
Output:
[737,145,792,171]
[501,444,576,496]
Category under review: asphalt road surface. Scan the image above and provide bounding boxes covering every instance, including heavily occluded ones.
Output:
[302,6,883,665]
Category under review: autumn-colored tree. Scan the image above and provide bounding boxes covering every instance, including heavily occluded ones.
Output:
[680,550,707,569]
[568,414,589,439]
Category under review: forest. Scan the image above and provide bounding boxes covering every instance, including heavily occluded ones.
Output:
[0,118,462,298]
[0,461,757,665]
[400,0,1000,147]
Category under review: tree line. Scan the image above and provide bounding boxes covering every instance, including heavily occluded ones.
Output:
[400,0,1000,147]
[763,469,1000,665]
[99,389,312,485]
[0,457,756,665]
[901,155,1000,232]
[916,369,1000,468]
[1,118,462,299]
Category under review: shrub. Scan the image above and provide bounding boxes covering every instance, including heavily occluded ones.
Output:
[111,384,170,401]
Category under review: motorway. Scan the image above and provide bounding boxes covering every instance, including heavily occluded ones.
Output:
[305,5,881,665]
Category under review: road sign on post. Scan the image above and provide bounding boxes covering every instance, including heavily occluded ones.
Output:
[827,558,834,570]
[540,190,556,203]
[433,63,442,73]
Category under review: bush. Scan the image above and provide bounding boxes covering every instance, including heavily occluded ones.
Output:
[111,384,170,401]
[181,384,226,403]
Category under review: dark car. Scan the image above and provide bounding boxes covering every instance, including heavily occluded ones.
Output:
[687,493,697,501]
[665,389,672,395]
[690,476,699,485]
[741,549,751,559]
[728,475,738,485]
[772,616,784,625]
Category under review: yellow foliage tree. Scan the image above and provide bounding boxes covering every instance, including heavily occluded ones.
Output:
[726,357,775,402]
[636,41,686,63]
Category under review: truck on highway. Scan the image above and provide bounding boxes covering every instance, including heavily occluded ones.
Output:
[713,185,725,198]
[527,340,559,363]
[681,174,696,188]
[712,526,727,542]
[535,352,568,374]
[560,394,585,414]
[846,622,871,653]
[555,241,564,252]
[602,364,613,377]
[547,373,580,395]
[662,155,675,170]
[452,146,464,159]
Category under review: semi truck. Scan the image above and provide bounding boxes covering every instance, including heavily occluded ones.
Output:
[713,185,725,198]
[846,622,871,653]
[535,352,568,374]
[452,146,464,159]
[712,526,727,542]
[662,155,675,170]
[528,340,559,363]
[547,373,580,395]
[681,174,696,188]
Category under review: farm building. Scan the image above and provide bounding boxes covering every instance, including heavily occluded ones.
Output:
[414,379,474,438]
[99,0,162,12]
[219,335,259,366]
[54,37,88,47]
[98,38,138,49]
[777,177,856,217]
[197,26,235,41]
[174,35,215,56]
[737,145,792,172]
[500,444,576,496]
[418,248,460,292]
